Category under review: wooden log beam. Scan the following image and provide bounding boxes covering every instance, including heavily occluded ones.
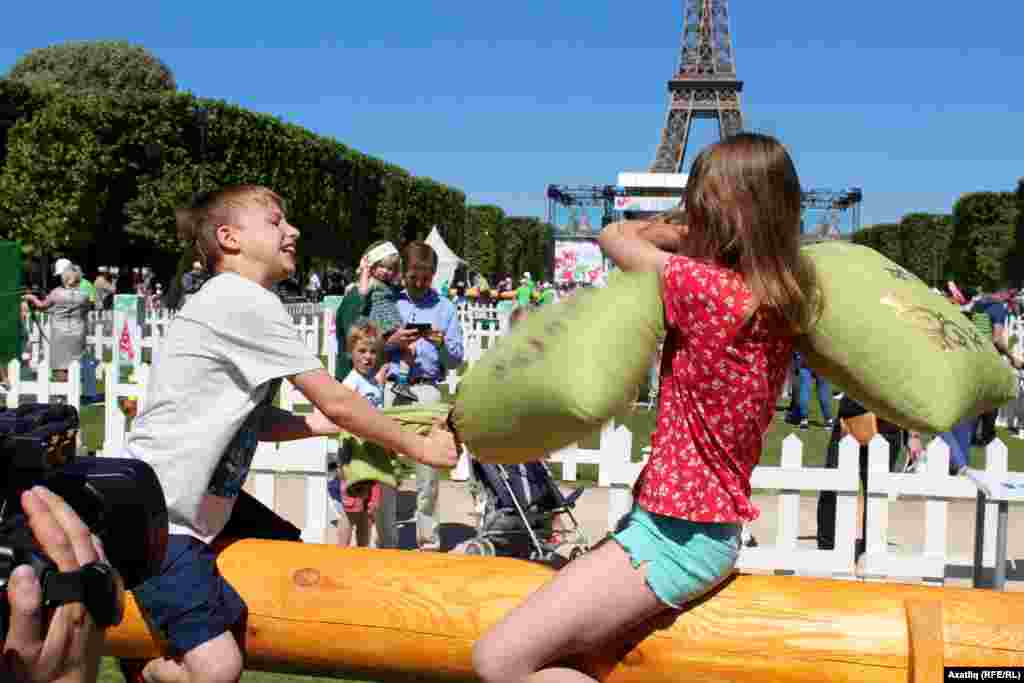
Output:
[105,540,1024,681]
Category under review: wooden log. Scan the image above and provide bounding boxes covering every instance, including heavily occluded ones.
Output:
[105,540,1024,681]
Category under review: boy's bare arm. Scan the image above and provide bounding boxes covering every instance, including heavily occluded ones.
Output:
[255,405,326,442]
[288,368,457,468]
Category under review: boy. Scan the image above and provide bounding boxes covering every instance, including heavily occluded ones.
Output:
[120,186,457,683]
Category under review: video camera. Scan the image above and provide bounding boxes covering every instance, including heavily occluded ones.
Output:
[0,404,168,641]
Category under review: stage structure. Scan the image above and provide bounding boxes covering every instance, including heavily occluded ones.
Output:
[801,187,864,242]
[544,185,616,287]
[651,0,744,173]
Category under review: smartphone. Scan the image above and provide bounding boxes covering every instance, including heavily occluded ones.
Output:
[405,323,433,334]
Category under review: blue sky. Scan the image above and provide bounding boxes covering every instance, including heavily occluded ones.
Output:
[2,1,1022,230]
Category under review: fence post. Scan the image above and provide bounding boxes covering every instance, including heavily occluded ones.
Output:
[321,295,343,378]
[599,423,636,533]
[920,439,950,585]
[105,295,141,456]
[982,439,1009,568]
[6,358,18,409]
[775,434,803,552]
[551,443,578,482]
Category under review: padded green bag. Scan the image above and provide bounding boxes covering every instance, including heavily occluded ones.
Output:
[797,242,1018,433]
[451,270,664,464]
[336,403,450,488]
[339,435,398,489]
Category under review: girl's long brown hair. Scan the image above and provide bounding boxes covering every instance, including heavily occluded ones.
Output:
[665,132,819,334]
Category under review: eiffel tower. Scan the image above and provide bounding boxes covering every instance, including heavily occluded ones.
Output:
[651,0,744,173]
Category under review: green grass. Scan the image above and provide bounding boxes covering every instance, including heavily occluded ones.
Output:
[98,658,375,683]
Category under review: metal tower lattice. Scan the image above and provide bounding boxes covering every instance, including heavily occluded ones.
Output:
[651,0,744,173]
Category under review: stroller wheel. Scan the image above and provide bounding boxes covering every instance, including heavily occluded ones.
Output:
[463,539,495,557]
[568,547,586,562]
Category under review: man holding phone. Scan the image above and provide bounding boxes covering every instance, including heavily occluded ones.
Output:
[389,242,464,551]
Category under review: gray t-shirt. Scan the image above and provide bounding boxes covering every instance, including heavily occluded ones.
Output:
[125,273,322,542]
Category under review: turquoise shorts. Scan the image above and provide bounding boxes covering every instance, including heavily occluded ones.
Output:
[612,505,741,609]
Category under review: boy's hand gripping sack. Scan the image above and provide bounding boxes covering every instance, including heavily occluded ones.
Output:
[797,242,1017,433]
[451,271,663,464]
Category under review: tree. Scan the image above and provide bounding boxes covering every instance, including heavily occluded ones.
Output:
[0,80,469,275]
[464,205,505,277]
[7,41,176,94]
[900,213,953,286]
[948,192,1018,291]
[1010,178,1024,288]
[873,223,902,265]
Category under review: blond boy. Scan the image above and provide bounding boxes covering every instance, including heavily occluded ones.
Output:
[121,186,456,683]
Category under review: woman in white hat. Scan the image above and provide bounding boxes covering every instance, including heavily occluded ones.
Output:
[24,263,91,382]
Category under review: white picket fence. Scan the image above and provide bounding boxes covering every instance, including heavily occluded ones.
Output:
[3,353,1019,583]
[7,300,1022,585]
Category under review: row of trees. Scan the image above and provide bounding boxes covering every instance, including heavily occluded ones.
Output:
[851,183,1024,293]
[0,41,555,284]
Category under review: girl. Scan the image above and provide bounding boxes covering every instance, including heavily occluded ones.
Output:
[472,133,819,683]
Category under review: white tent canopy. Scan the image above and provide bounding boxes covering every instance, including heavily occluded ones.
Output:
[425,226,466,292]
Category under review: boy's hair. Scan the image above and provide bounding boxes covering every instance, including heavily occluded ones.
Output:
[346,320,383,353]
[175,185,285,274]
[673,132,819,334]
[402,241,438,272]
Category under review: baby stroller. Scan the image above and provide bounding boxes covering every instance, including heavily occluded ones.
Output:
[460,459,591,564]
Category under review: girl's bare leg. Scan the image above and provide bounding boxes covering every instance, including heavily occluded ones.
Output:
[473,540,666,683]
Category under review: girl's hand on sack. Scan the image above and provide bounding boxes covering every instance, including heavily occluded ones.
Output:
[419,419,459,469]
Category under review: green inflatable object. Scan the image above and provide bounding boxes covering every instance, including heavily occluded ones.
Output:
[797,242,1018,433]
[451,270,664,464]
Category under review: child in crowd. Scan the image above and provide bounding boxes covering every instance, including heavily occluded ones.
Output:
[358,241,416,398]
[332,320,400,549]
[473,133,820,683]
[119,185,456,683]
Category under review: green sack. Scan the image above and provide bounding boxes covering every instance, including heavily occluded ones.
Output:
[451,271,663,463]
[797,242,1018,433]
[339,436,398,489]
[336,403,451,488]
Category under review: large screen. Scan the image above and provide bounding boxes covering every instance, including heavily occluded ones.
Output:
[554,239,608,286]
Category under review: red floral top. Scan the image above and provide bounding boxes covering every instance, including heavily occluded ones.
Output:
[633,255,793,523]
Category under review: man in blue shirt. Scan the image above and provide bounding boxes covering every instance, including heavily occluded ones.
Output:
[392,241,465,550]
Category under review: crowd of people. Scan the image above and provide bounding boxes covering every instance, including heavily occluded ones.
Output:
[6,131,1023,683]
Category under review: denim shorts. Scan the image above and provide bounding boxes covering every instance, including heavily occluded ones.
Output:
[612,505,741,609]
[131,535,247,656]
